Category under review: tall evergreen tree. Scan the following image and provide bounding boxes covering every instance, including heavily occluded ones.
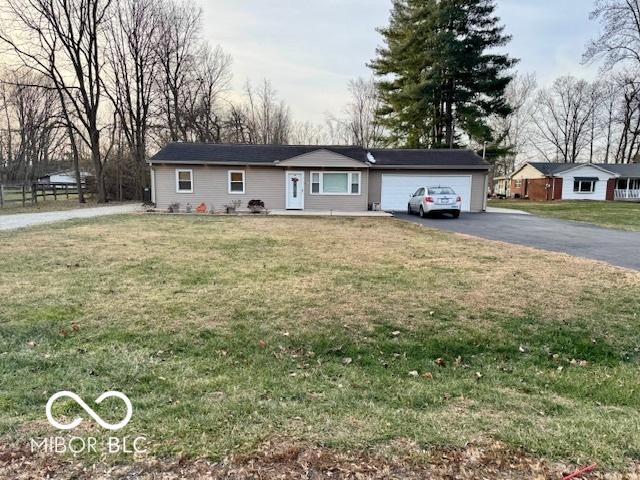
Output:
[370,0,517,148]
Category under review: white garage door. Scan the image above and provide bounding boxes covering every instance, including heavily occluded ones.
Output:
[381,175,473,212]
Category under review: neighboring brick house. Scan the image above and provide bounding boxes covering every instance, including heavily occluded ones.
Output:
[509,162,640,202]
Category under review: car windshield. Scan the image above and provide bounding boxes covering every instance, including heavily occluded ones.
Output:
[428,187,455,195]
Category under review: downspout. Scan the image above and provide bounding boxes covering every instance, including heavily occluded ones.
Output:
[150,164,156,205]
[551,175,555,201]
[482,172,488,211]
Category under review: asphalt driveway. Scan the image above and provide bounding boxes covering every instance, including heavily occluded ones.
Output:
[396,212,640,270]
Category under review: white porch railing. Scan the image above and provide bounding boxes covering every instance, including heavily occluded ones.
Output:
[614,189,640,200]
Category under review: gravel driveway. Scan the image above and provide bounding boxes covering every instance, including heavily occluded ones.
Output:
[0,204,141,231]
[396,211,640,270]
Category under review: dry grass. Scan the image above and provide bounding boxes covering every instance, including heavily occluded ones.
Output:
[1,214,639,473]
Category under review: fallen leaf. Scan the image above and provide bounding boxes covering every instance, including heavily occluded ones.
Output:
[475,372,483,380]
[408,370,419,377]
[391,331,401,337]
[422,372,434,380]
[342,357,352,365]
[258,340,267,349]
[435,357,446,367]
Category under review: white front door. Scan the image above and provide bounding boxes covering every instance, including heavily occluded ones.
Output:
[286,171,304,210]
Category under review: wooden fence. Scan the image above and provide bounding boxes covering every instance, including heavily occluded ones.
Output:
[0,182,89,208]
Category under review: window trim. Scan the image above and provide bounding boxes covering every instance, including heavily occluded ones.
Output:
[175,168,193,193]
[573,179,596,193]
[309,171,361,196]
[228,170,246,194]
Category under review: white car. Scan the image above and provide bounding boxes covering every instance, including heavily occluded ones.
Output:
[407,186,462,218]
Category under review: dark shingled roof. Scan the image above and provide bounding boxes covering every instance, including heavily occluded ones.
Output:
[594,163,640,176]
[526,162,577,175]
[526,162,640,177]
[369,148,487,167]
[149,143,368,164]
[149,142,490,169]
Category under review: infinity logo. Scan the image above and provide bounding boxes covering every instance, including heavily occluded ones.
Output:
[46,391,133,431]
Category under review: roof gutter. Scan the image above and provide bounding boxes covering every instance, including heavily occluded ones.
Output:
[369,164,490,170]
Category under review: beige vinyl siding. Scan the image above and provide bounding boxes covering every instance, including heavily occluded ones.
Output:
[153,165,285,210]
[303,169,369,211]
[368,169,488,212]
[278,149,365,168]
[153,165,370,211]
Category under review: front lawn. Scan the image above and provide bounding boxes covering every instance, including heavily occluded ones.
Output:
[1,215,639,476]
[488,199,640,231]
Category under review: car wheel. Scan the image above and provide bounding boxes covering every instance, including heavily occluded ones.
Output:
[407,203,412,215]
[452,210,460,219]
[419,206,426,218]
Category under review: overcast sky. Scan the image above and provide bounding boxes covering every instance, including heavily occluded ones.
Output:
[198,0,602,124]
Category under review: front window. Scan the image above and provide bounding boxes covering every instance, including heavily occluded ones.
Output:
[228,170,245,194]
[311,173,320,193]
[515,180,522,188]
[310,172,361,195]
[573,179,596,193]
[176,169,193,193]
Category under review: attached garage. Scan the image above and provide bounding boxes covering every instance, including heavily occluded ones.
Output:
[380,174,473,212]
[367,149,490,213]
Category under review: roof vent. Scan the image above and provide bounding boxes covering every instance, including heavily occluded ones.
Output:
[366,152,376,164]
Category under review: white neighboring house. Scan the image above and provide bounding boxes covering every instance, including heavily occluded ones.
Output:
[509,161,640,202]
[38,170,91,184]
[554,164,618,201]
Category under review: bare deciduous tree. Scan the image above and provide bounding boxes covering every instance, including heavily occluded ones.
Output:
[584,0,640,68]
[613,72,640,163]
[0,73,64,183]
[289,121,327,145]
[105,0,159,199]
[324,78,385,148]
[0,0,113,202]
[181,45,232,143]
[488,72,537,174]
[242,79,291,145]
[154,0,202,143]
[531,76,598,163]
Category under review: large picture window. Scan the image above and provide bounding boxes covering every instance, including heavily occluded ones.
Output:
[310,172,361,195]
[175,169,193,193]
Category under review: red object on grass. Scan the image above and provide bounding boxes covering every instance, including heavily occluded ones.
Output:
[562,463,597,480]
